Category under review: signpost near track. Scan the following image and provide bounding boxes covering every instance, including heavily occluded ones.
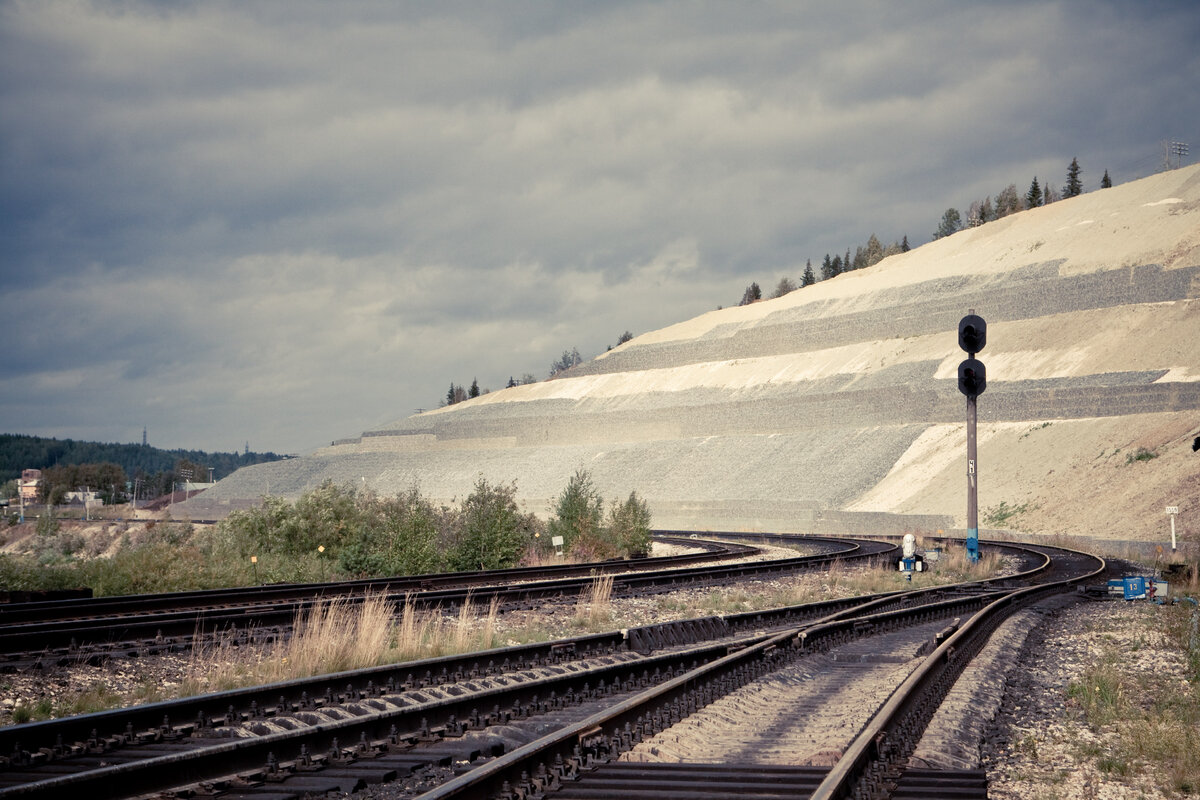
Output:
[958,311,987,563]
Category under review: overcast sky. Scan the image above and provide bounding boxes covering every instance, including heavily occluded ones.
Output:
[2,1,1198,455]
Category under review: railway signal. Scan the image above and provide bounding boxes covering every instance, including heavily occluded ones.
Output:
[958,358,986,397]
[958,311,987,562]
[958,313,986,355]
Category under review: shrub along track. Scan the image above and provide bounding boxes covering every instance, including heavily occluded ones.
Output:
[0,534,878,670]
[0,537,1104,799]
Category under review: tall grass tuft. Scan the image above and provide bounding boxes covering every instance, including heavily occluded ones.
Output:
[1066,606,1200,795]
[265,594,397,681]
[574,574,614,628]
[453,596,478,654]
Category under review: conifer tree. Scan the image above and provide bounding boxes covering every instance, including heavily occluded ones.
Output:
[1065,157,1083,197]
[1101,169,1112,188]
[739,282,762,305]
[849,246,863,270]
[801,259,816,286]
[901,235,910,253]
[469,378,480,398]
[1026,177,1043,208]
[827,254,843,279]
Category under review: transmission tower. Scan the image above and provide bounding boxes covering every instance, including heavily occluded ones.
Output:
[1164,140,1189,170]
[1171,141,1189,169]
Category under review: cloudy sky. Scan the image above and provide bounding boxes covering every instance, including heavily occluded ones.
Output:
[2,1,1198,455]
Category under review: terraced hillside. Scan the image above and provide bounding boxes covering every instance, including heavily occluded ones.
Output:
[183,165,1200,540]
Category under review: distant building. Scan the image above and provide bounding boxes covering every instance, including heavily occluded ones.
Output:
[18,469,41,502]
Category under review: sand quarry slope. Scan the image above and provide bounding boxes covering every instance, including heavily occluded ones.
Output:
[184,166,1200,541]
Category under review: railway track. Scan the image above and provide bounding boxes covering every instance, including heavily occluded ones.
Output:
[0,537,1102,799]
[0,535,889,670]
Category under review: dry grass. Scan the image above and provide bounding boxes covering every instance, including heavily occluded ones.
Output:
[574,574,614,628]
[182,592,504,695]
[649,549,1010,621]
[265,594,395,680]
[180,550,1014,695]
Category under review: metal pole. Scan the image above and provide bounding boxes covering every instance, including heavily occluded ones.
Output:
[966,395,980,561]
[1171,513,1177,552]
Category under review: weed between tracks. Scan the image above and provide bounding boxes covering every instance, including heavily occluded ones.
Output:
[177,593,503,696]
[574,574,615,629]
[1063,604,1200,796]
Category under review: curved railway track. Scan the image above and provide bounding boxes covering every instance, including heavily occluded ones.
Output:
[0,535,888,670]
[0,537,1102,799]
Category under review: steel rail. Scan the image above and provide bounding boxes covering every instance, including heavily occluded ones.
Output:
[0,535,758,624]
[809,542,1106,800]
[0,541,1013,765]
[0,638,760,800]
[408,585,1032,799]
[0,537,881,657]
[396,540,1088,800]
[0,538,1059,799]
[0,536,896,761]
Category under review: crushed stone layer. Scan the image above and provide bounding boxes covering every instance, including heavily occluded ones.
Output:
[116,590,1185,800]
[620,619,948,766]
[983,599,1195,800]
[910,595,1077,770]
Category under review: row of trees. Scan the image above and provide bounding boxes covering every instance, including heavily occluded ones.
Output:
[737,232,912,307]
[0,433,282,485]
[736,156,1115,307]
[220,470,652,577]
[30,462,127,505]
[8,456,219,506]
[934,158,1112,240]
[444,379,482,406]
[442,332,635,407]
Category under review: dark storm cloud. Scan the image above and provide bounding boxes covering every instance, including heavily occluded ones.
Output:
[1,0,1197,452]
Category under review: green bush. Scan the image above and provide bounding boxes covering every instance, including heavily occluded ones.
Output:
[608,491,652,557]
[1124,447,1159,465]
[549,470,607,558]
[0,475,652,596]
[447,477,536,572]
[549,471,652,560]
[341,487,444,576]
